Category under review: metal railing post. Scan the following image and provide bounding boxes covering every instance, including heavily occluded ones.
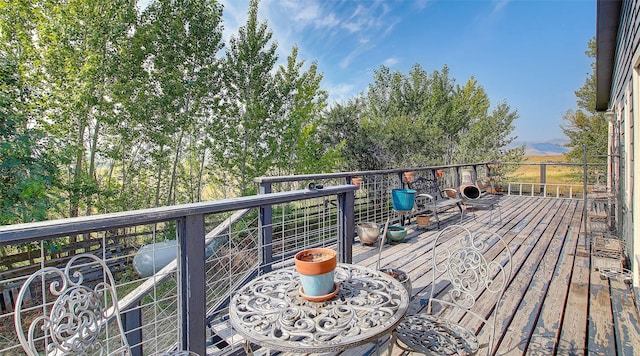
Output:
[123,303,143,356]
[338,191,355,264]
[583,145,588,246]
[259,182,273,273]
[178,215,206,355]
[540,164,547,196]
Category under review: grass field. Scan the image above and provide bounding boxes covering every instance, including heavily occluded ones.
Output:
[502,155,583,184]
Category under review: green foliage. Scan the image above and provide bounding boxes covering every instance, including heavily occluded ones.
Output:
[218,1,338,194]
[1,0,522,228]
[273,47,339,174]
[327,64,522,170]
[218,0,281,195]
[137,0,224,205]
[562,37,608,180]
[0,59,60,225]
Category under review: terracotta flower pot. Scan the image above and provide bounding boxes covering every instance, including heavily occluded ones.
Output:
[416,214,430,227]
[294,248,337,298]
[403,171,415,183]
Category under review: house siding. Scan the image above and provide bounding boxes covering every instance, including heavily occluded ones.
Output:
[608,0,640,287]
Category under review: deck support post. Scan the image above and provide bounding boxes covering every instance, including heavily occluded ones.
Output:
[337,191,355,264]
[178,214,207,356]
[259,182,274,273]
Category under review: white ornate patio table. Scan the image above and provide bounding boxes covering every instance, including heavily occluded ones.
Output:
[229,263,410,354]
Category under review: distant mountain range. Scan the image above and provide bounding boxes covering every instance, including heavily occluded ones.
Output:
[511,138,569,156]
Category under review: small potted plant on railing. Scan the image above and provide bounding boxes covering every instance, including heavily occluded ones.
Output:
[403,171,415,183]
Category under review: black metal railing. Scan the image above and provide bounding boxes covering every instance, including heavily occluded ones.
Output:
[0,160,609,355]
[0,185,357,355]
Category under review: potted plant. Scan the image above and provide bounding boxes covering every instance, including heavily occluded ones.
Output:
[392,189,416,213]
[294,248,338,301]
[356,222,380,245]
[416,214,430,228]
[403,171,415,183]
[386,225,408,242]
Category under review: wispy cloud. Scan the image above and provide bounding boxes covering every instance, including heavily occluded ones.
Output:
[271,0,339,29]
[384,57,400,66]
[325,82,357,103]
[219,0,259,46]
[220,1,410,101]
[492,0,511,15]
[414,0,431,10]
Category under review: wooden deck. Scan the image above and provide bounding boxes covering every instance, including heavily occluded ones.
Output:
[223,196,639,355]
[340,195,640,355]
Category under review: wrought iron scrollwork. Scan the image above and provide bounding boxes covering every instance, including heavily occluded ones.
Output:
[14,254,130,356]
[230,264,409,353]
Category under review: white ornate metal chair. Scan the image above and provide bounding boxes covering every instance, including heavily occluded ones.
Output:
[394,225,512,355]
[14,253,131,355]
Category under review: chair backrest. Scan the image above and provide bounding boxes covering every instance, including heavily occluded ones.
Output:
[428,225,512,348]
[409,177,443,199]
[14,253,131,355]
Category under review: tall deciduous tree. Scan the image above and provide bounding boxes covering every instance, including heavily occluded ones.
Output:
[331,63,521,171]
[138,0,224,205]
[5,0,138,218]
[219,0,279,194]
[0,59,60,224]
[273,46,340,175]
[562,37,608,167]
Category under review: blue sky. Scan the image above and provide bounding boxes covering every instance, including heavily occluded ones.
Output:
[219,0,595,142]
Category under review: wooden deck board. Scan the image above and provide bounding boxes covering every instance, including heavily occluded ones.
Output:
[494,199,574,355]
[244,196,639,356]
[589,263,616,354]
[610,278,640,355]
[529,198,583,354]
[558,215,590,355]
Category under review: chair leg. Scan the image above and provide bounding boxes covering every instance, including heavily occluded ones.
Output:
[244,340,254,355]
[388,332,397,356]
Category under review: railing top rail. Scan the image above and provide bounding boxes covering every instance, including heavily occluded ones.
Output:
[500,161,606,166]
[254,162,493,184]
[0,185,357,245]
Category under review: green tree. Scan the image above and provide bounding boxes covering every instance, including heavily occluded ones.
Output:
[321,98,371,170]
[363,64,444,168]
[454,79,522,163]
[0,60,60,225]
[6,0,138,218]
[273,46,340,174]
[331,63,521,170]
[562,37,608,169]
[138,0,224,205]
[219,0,280,195]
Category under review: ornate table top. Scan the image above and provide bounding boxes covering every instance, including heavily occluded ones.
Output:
[229,263,410,353]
